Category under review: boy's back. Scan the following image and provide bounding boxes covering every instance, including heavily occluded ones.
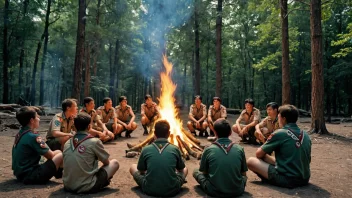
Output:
[137,138,185,197]
[63,132,109,193]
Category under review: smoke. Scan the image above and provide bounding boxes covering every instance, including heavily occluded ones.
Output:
[137,0,194,76]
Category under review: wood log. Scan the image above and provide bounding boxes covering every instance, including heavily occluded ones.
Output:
[176,136,190,160]
[125,133,154,152]
[182,128,201,145]
[177,135,201,159]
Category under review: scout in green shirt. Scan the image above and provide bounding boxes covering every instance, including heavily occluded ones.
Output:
[63,112,119,194]
[232,98,261,144]
[255,102,280,144]
[12,107,63,184]
[247,104,311,188]
[129,120,188,197]
[193,118,248,197]
[46,98,77,151]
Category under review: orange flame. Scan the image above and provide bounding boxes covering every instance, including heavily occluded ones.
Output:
[159,55,185,147]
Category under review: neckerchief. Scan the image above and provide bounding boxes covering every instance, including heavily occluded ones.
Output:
[271,116,278,125]
[13,129,33,148]
[70,134,94,150]
[287,128,304,148]
[152,142,170,154]
[212,141,235,155]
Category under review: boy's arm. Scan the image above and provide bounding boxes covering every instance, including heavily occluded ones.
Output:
[43,149,55,160]
[129,108,136,123]
[94,140,110,164]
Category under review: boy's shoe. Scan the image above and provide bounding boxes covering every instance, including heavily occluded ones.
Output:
[207,136,217,142]
[54,168,63,179]
[204,131,209,137]
[143,130,149,136]
[191,131,197,136]
[125,131,132,138]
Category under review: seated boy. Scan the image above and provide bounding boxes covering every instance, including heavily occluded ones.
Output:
[63,112,119,193]
[247,105,311,188]
[129,120,188,197]
[193,118,247,197]
[12,107,63,184]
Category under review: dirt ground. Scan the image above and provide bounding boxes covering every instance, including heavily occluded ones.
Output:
[0,110,351,198]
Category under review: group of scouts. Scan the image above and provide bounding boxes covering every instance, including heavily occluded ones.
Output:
[11,94,311,197]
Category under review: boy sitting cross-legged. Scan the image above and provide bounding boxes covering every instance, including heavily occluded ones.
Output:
[63,112,119,194]
[193,118,248,197]
[12,107,63,184]
[129,120,188,197]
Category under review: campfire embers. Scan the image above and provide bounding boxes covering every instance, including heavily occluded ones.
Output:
[126,55,204,160]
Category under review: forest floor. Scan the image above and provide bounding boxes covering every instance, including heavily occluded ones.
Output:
[0,110,351,198]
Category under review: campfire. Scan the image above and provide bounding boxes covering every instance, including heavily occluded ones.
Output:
[126,55,203,160]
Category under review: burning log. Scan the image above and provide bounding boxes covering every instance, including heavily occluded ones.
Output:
[176,135,190,160]
[181,128,201,145]
[126,133,154,153]
[176,135,202,159]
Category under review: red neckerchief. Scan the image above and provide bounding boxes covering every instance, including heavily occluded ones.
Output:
[70,134,94,150]
[212,141,235,155]
[13,129,33,148]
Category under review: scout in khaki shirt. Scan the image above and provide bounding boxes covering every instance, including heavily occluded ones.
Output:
[129,120,188,197]
[81,97,114,143]
[46,99,77,151]
[232,98,261,144]
[247,105,311,188]
[12,107,63,184]
[208,97,227,137]
[187,95,208,137]
[115,96,137,138]
[63,113,119,194]
[141,94,160,135]
[255,102,280,144]
[193,119,248,197]
[96,97,118,135]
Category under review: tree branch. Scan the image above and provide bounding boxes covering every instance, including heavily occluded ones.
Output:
[49,16,61,25]
[295,0,310,6]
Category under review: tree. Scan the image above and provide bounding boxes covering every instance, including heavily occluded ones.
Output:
[281,0,290,104]
[310,0,328,134]
[2,0,10,103]
[215,0,223,98]
[72,0,86,102]
[194,0,201,95]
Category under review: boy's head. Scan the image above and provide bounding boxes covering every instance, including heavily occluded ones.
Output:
[266,102,279,117]
[103,97,112,108]
[278,104,299,127]
[194,95,202,105]
[212,97,221,108]
[74,112,91,131]
[154,120,170,139]
[145,94,153,105]
[244,98,255,112]
[213,118,232,138]
[62,98,78,116]
[83,97,95,109]
[16,106,39,127]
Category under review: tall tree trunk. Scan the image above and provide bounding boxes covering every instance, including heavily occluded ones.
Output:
[109,43,115,99]
[182,52,187,105]
[2,0,10,103]
[39,0,52,105]
[31,40,43,105]
[84,43,91,97]
[215,0,223,98]
[310,0,328,134]
[25,61,31,100]
[92,0,102,76]
[72,0,86,102]
[112,39,119,100]
[281,0,290,105]
[18,0,29,96]
[194,0,201,95]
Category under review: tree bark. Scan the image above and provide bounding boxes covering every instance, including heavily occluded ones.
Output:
[281,0,290,105]
[215,0,223,98]
[194,0,200,95]
[39,0,52,105]
[84,43,91,97]
[30,40,43,105]
[109,42,115,99]
[72,0,86,102]
[2,0,10,103]
[310,0,328,134]
[92,0,102,76]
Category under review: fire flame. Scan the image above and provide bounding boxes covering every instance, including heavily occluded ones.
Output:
[159,55,186,147]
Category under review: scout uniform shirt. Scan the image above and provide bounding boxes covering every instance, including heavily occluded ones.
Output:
[261,123,311,181]
[115,105,132,122]
[63,131,110,193]
[137,138,185,197]
[97,106,116,123]
[200,138,247,197]
[141,102,159,120]
[238,107,261,124]
[208,105,227,122]
[12,126,49,180]
[189,103,207,122]
[257,115,280,138]
[46,112,75,139]
[81,107,100,124]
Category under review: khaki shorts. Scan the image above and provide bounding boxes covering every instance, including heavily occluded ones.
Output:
[46,137,61,151]
[21,159,57,184]
[132,171,185,190]
[266,165,309,188]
